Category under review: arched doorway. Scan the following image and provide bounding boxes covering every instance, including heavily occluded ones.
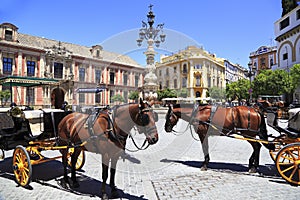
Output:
[196,91,201,97]
[51,87,65,109]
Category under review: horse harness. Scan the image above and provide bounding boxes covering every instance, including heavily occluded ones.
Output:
[87,109,127,147]
[193,105,261,136]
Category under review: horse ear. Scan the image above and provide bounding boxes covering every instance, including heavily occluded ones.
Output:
[139,97,144,109]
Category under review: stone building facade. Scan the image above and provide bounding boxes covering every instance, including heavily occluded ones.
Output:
[0,22,144,108]
[156,46,225,99]
[224,60,246,84]
[274,5,300,102]
[249,46,277,73]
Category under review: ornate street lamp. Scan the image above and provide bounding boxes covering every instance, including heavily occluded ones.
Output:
[136,4,166,100]
[244,61,256,103]
[136,5,166,51]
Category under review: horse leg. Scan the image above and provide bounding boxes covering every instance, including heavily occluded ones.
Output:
[101,155,109,200]
[61,149,69,188]
[248,142,261,173]
[109,156,119,198]
[70,148,81,188]
[199,132,210,171]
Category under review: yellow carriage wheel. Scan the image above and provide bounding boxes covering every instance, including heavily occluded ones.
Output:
[12,145,32,187]
[67,148,85,170]
[275,142,300,186]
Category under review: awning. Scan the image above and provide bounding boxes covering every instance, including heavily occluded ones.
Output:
[0,76,59,87]
[76,88,104,93]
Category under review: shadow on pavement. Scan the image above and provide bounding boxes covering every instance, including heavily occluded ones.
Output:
[0,156,147,199]
[0,156,66,187]
[160,158,282,179]
[53,172,148,199]
[122,152,141,164]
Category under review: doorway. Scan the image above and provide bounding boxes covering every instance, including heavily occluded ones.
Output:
[51,87,65,109]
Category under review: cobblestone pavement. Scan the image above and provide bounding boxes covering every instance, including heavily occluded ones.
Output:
[0,114,300,199]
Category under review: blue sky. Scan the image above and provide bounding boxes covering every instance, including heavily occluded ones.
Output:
[1,0,282,68]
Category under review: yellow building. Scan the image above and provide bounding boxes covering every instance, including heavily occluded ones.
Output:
[156,46,225,99]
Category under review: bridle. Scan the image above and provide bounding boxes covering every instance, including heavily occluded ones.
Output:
[132,105,158,150]
[165,106,180,133]
[112,103,158,151]
[165,104,202,140]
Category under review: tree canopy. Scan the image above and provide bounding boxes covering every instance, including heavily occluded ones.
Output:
[111,94,125,104]
[226,66,298,103]
[290,64,300,90]
[208,86,226,101]
[157,88,177,101]
[226,78,250,101]
[0,90,10,107]
[128,91,140,102]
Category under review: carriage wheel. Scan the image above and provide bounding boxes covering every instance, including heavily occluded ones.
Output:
[269,137,285,162]
[275,142,300,186]
[0,148,4,161]
[67,148,85,170]
[12,145,32,187]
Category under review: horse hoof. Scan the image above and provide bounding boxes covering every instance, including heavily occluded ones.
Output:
[200,166,208,171]
[59,179,69,189]
[111,187,119,198]
[248,167,257,173]
[102,193,109,200]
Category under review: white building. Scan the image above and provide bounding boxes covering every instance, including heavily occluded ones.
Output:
[274,5,300,101]
[224,60,246,84]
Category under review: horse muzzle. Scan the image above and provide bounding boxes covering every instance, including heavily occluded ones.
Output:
[146,132,158,144]
[164,124,173,133]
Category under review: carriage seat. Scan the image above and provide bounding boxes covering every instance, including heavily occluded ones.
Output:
[266,109,300,139]
[0,107,32,137]
[0,112,15,134]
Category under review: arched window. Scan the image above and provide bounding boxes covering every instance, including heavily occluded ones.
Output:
[196,75,201,86]
[182,64,187,73]
[270,58,274,66]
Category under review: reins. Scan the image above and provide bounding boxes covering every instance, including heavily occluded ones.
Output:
[169,104,201,140]
[110,103,154,152]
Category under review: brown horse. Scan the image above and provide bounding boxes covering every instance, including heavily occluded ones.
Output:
[164,103,274,173]
[255,99,289,119]
[58,98,159,199]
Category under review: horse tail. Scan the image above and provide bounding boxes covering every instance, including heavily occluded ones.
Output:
[258,111,275,150]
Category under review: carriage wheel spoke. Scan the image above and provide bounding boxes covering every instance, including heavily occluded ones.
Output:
[281,153,294,162]
[288,166,297,180]
[16,154,21,163]
[281,165,294,173]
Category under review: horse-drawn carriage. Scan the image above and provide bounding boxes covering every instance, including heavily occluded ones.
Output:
[267,107,300,185]
[0,105,85,186]
[0,99,158,200]
[164,102,300,186]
